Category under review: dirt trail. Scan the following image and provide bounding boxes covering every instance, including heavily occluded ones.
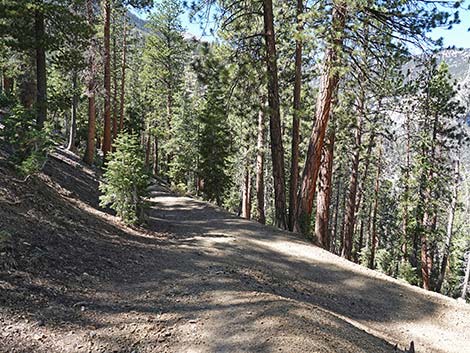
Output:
[146,187,470,353]
[1,148,470,353]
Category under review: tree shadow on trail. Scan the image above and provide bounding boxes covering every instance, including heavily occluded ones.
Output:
[143,191,452,323]
[1,149,461,352]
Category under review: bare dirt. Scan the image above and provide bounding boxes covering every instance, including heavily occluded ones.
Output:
[1,147,469,353]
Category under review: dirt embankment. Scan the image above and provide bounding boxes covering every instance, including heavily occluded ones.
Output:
[1,147,469,353]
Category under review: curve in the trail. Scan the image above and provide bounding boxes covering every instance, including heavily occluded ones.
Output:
[143,185,470,353]
[1,148,469,353]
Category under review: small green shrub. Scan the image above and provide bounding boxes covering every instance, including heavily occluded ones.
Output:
[359,246,371,267]
[0,92,15,108]
[2,105,52,176]
[99,133,149,225]
[398,260,419,285]
[376,248,395,276]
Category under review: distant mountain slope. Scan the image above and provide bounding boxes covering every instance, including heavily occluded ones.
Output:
[405,49,470,101]
[127,9,148,33]
[437,49,470,82]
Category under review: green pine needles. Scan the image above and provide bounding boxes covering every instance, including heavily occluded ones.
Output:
[99,133,150,225]
[2,105,53,176]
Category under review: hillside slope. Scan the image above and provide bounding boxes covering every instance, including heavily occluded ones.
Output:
[1,147,469,353]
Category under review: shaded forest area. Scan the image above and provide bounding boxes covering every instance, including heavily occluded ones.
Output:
[1,0,470,304]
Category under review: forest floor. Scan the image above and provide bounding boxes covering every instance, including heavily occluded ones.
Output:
[1,147,470,353]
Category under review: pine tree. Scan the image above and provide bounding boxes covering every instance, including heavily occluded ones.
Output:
[262,0,287,229]
[288,0,304,231]
[101,0,153,160]
[0,0,91,129]
[84,0,98,165]
[401,59,465,290]
[196,46,232,205]
[294,0,347,235]
[102,0,112,159]
[142,0,187,179]
[99,133,149,224]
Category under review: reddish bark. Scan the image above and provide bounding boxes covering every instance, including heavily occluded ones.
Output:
[242,166,252,220]
[262,0,287,229]
[342,112,363,260]
[288,0,304,231]
[35,4,47,129]
[294,2,347,234]
[315,127,335,249]
[369,145,382,269]
[420,107,440,290]
[331,176,342,253]
[119,18,127,132]
[436,157,459,292]
[112,28,118,144]
[256,104,266,224]
[402,113,411,261]
[102,0,112,159]
[421,213,432,290]
[67,72,78,152]
[84,0,97,165]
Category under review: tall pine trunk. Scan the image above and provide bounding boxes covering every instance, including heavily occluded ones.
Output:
[369,144,382,269]
[436,156,460,292]
[420,213,433,290]
[354,132,375,222]
[262,0,287,229]
[67,72,78,152]
[288,0,304,231]
[315,125,335,249]
[19,56,36,109]
[419,163,435,291]
[256,103,266,224]
[352,132,375,261]
[119,18,127,132]
[402,113,411,262]
[342,111,363,260]
[331,176,342,253]
[112,26,118,144]
[294,1,347,234]
[355,218,365,262]
[420,108,440,290]
[338,184,348,253]
[418,171,433,291]
[153,136,158,176]
[165,87,173,180]
[145,133,151,168]
[242,166,252,220]
[102,0,112,159]
[84,0,97,165]
[35,4,47,129]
